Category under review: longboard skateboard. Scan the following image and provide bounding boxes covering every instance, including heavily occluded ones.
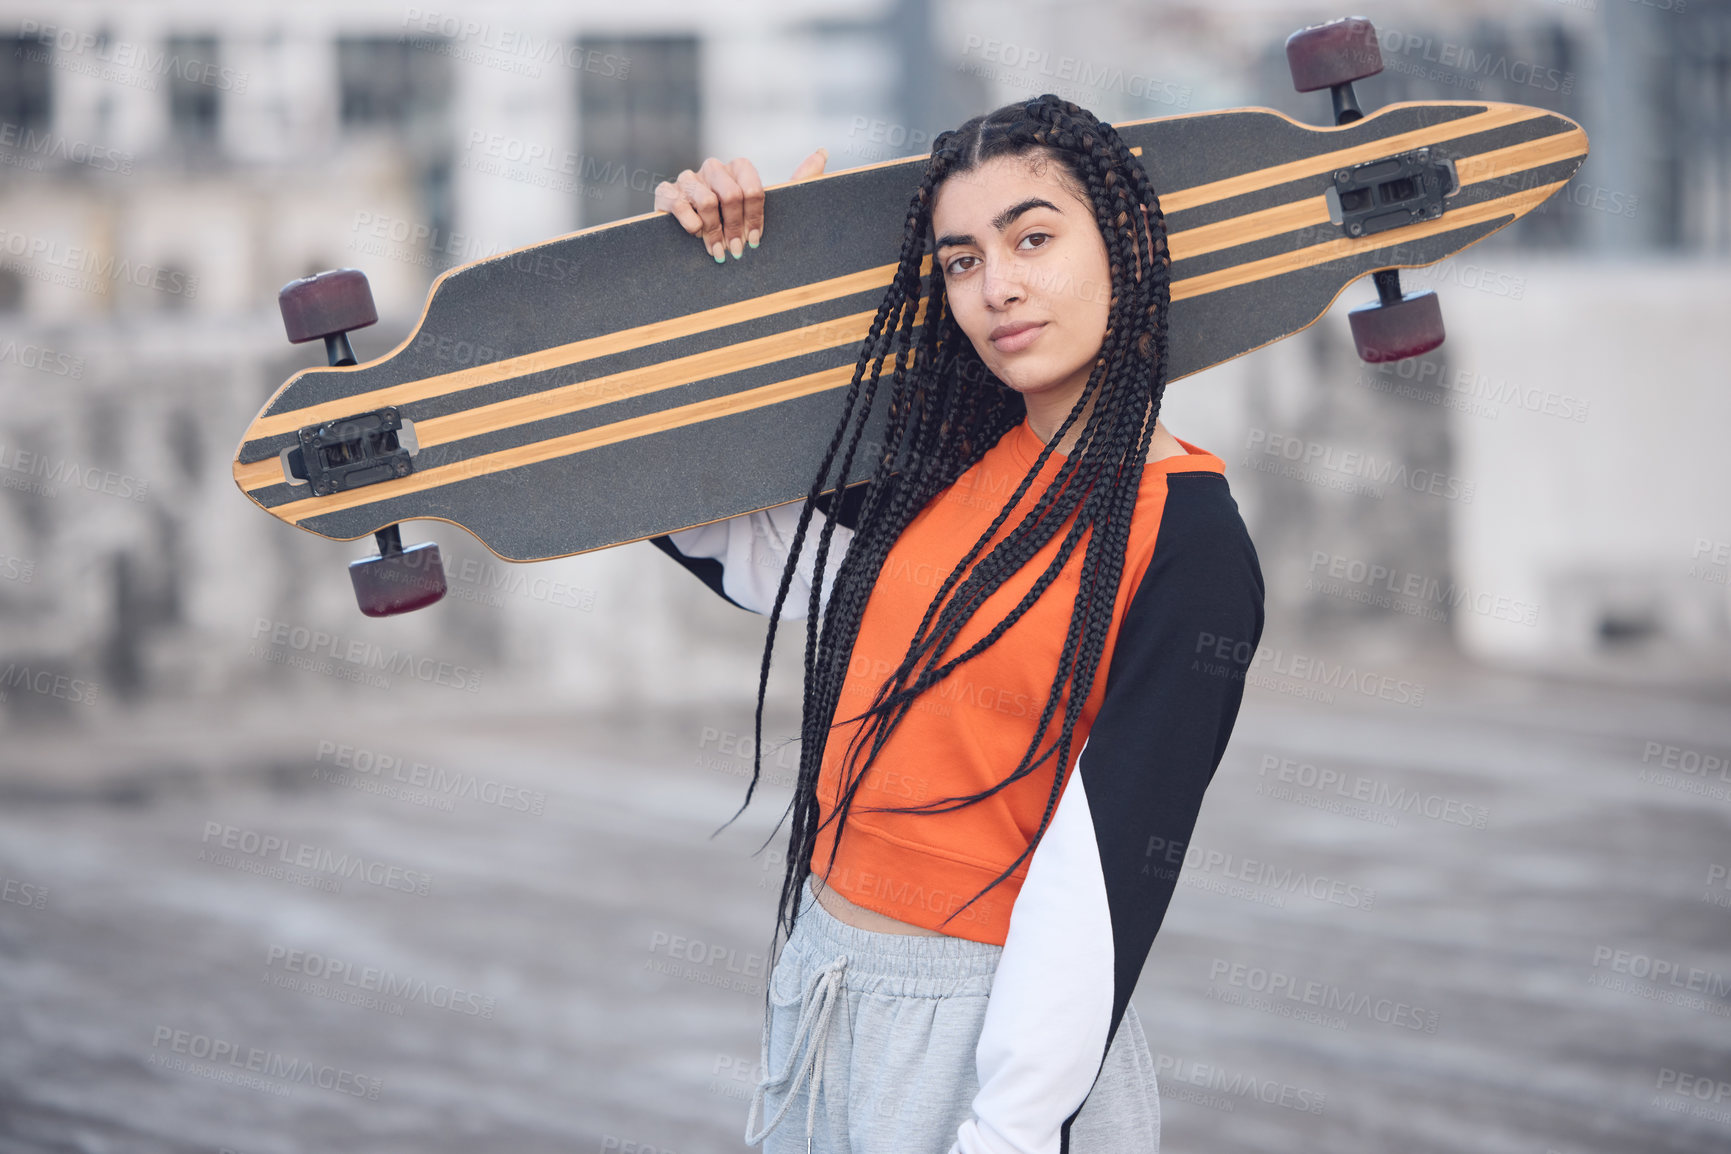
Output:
[232,17,1587,614]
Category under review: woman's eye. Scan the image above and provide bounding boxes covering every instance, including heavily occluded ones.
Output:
[944,254,978,275]
[1019,232,1051,250]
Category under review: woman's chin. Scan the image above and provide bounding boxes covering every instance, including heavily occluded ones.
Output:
[987,364,1048,395]
[994,372,1072,404]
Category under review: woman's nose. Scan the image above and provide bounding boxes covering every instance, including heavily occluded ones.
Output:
[981,258,1025,309]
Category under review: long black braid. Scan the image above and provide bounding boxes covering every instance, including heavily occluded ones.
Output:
[718,95,1175,976]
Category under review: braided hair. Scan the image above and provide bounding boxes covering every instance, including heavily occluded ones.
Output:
[723,94,1174,961]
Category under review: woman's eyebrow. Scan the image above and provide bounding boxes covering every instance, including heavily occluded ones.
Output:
[935,197,1063,249]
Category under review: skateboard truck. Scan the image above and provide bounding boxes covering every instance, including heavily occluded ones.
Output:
[277,268,447,617]
[1325,148,1458,239]
[295,407,415,497]
[1287,17,1446,363]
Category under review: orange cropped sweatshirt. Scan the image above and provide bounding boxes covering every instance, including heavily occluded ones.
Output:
[653,414,1265,1154]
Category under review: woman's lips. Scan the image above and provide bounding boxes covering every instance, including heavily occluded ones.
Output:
[990,322,1045,353]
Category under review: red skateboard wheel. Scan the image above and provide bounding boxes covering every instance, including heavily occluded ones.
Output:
[348,540,446,617]
[279,268,378,345]
[1286,17,1384,94]
[1348,288,1445,363]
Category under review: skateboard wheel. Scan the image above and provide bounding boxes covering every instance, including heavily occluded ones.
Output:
[1286,17,1383,93]
[1348,288,1445,363]
[279,268,378,344]
[349,540,446,617]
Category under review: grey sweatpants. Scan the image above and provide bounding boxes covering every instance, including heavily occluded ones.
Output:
[744,878,1160,1153]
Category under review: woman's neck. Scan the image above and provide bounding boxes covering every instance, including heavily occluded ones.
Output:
[1024,389,1098,457]
[1025,395,1182,465]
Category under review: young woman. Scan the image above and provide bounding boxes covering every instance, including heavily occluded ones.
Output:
[651,95,1265,1154]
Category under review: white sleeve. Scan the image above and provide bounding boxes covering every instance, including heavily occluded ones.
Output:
[947,470,1266,1154]
[662,499,853,621]
[949,744,1116,1154]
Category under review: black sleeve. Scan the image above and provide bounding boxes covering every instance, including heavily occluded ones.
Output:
[952,469,1266,1154]
[646,533,743,609]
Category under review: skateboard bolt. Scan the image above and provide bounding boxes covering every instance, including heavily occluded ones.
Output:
[1348,223,1363,236]
[315,481,332,495]
[394,461,409,476]
[1334,170,1351,185]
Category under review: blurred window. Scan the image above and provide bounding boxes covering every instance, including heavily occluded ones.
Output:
[166,36,220,143]
[576,36,699,227]
[0,266,23,312]
[0,34,53,133]
[336,37,451,130]
[1657,4,1731,253]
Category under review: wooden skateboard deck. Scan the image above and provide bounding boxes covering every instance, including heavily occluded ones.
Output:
[233,99,1586,563]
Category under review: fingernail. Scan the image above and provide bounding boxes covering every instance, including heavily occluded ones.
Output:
[711,242,725,263]
[747,229,761,249]
[729,237,744,259]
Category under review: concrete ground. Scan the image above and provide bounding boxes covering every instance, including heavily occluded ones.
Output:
[0,647,1728,1154]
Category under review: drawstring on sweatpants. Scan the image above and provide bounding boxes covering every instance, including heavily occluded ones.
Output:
[744,952,849,1152]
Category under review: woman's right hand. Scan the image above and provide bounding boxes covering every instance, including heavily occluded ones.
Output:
[653,149,828,263]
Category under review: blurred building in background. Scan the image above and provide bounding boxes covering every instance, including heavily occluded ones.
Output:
[0,0,1725,725]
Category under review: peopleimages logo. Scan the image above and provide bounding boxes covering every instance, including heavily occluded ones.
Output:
[1191,632,1426,708]
[0,662,98,705]
[1372,26,1575,95]
[0,226,197,299]
[959,35,1193,107]
[1588,945,1731,1017]
[462,131,668,196]
[1306,550,1539,627]
[1244,429,1475,504]
[249,617,482,693]
[18,22,251,92]
[1181,844,1376,911]
[1206,957,1441,1034]
[0,122,133,174]
[0,336,84,378]
[313,740,546,815]
[1153,1052,1327,1115]
[1256,753,1490,829]
[264,943,497,1018]
[0,443,147,501]
[149,1026,381,1100]
[1362,359,1591,424]
[401,9,630,79]
[199,822,433,896]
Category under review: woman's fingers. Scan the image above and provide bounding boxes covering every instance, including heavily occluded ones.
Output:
[654,169,722,257]
[675,169,725,261]
[727,157,766,250]
[652,176,705,239]
[790,147,828,182]
[654,148,828,258]
[699,156,750,260]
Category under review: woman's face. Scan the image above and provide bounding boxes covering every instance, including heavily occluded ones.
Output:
[931,152,1111,414]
